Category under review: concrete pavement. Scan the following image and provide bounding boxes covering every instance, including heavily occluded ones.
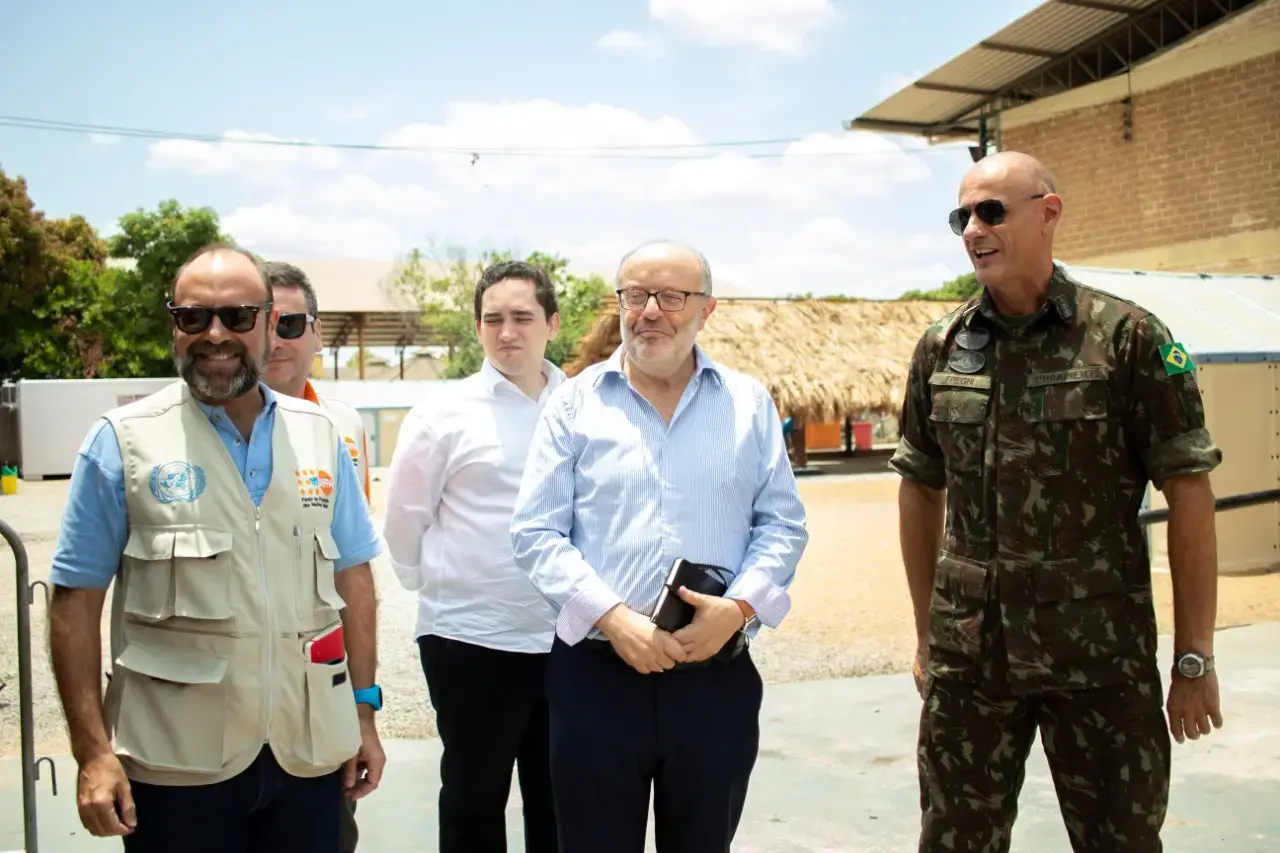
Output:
[4,622,1278,852]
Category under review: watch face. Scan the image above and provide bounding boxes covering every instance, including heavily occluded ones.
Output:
[1177,655,1203,677]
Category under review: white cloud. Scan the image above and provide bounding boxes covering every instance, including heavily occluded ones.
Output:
[147,131,347,185]
[723,218,964,299]
[305,174,440,217]
[222,203,404,260]
[378,99,701,196]
[144,99,967,300]
[89,133,121,146]
[649,0,835,56]
[596,29,658,54]
[659,131,932,205]
[877,70,922,99]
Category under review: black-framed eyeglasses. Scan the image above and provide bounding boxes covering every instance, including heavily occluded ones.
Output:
[167,301,272,335]
[616,288,704,312]
[276,312,316,340]
[949,194,1046,236]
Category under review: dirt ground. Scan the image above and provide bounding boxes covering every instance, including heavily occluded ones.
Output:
[4,468,1280,758]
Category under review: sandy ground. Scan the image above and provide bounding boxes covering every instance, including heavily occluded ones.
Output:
[4,467,1280,758]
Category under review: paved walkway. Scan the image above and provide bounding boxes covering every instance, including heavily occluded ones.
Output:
[4,621,1278,852]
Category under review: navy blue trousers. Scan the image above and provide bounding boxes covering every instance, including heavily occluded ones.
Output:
[123,746,342,853]
[545,636,763,853]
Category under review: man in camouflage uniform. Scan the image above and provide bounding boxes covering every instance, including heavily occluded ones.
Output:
[891,151,1226,852]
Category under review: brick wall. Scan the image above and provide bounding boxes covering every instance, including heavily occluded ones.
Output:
[1001,51,1280,266]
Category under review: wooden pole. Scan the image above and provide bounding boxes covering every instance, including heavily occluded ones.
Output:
[357,314,366,381]
[793,422,809,468]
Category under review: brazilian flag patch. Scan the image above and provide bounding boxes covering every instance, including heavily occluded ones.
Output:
[1159,342,1194,375]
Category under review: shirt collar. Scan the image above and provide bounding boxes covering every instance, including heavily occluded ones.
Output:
[302,380,320,404]
[966,261,1077,332]
[594,343,722,388]
[480,357,565,401]
[185,381,278,423]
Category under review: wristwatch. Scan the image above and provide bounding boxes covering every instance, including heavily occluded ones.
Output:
[1174,652,1215,679]
[354,685,383,711]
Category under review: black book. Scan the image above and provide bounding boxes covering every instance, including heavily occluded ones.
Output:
[650,559,733,633]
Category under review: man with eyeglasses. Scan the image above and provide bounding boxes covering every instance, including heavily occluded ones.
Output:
[47,243,387,853]
[261,260,373,853]
[892,151,1224,852]
[510,239,808,853]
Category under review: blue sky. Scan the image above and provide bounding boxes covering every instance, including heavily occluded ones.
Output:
[3,0,1041,299]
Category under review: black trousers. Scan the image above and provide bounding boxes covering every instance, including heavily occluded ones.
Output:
[123,746,342,853]
[546,636,763,853]
[418,634,557,853]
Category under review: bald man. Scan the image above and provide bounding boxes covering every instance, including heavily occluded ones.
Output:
[891,152,1224,852]
[511,240,808,853]
[48,243,386,853]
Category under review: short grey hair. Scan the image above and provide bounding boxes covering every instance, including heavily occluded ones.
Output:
[261,261,319,316]
[615,239,713,296]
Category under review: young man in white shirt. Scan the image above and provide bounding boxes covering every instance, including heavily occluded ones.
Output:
[383,259,563,853]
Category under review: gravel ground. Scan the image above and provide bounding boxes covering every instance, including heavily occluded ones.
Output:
[6,471,1280,758]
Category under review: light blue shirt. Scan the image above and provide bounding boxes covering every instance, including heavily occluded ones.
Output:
[50,383,382,590]
[510,346,808,645]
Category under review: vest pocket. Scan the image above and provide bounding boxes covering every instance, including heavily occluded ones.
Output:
[122,527,233,621]
[299,527,348,619]
[303,656,362,769]
[112,640,231,772]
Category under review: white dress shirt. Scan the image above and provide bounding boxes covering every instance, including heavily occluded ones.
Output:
[384,358,565,653]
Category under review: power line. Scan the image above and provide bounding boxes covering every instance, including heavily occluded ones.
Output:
[0,115,964,161]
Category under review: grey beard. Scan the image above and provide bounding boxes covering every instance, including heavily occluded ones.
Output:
[175,350,263,402]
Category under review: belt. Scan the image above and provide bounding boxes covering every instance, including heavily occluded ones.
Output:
[584,631,748,671]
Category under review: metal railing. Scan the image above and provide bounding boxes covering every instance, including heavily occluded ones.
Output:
[1,517,57,853]
[1138,488,1280,525]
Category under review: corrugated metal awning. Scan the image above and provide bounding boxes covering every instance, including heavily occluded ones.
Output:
[845,0,1264,142]
[1061,264,1280,362]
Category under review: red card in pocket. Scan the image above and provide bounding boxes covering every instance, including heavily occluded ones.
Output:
[306,623,345,664]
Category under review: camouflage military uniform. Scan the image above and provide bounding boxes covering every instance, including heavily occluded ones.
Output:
[890,264,1222,853]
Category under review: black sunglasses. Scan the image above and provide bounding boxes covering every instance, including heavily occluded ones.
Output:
[949,194,1046,236]
[277,312,316,340]
[167,301,272,335]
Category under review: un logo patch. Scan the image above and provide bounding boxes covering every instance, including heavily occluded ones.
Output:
[149,461,207,504]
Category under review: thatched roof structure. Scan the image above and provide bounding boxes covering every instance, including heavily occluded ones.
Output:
[567,298,962,423]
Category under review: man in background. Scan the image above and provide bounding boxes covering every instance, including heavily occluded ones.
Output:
[262,260,372,853]
[383,259,562,853]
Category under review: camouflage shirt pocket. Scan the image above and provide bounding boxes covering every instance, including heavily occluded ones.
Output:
[1020,369,1111,476]
[928,551,990,677]
[929,388,990,473]
[1032,555,1137,679]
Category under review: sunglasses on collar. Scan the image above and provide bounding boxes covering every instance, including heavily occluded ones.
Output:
[949,194,1046,236]
[276,312,316,340]
[167,301,272,335]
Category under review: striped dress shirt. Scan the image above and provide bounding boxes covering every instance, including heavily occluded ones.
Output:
[510,345,809,645]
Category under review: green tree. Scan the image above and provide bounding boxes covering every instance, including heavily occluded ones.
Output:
[1,170,111,378]
[395,243,610,379]
[900,271,982,301]
[106,199,229,377]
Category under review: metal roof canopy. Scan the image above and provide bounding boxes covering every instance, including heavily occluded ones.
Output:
[846,0,1264,143]
[1060,263,1280,362]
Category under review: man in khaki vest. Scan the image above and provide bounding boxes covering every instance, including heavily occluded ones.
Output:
[262,259,371,853]
[47,244,387,853]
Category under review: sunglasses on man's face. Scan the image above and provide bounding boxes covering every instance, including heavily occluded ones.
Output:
[167,301,271,335]
[276,312,316,340]
[949,194,1046,236]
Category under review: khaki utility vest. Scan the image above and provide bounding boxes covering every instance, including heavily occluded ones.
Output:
[312,388,369,499]
[101,381,362,786]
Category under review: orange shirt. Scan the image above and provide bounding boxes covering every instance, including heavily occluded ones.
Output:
[305,381,372,503]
